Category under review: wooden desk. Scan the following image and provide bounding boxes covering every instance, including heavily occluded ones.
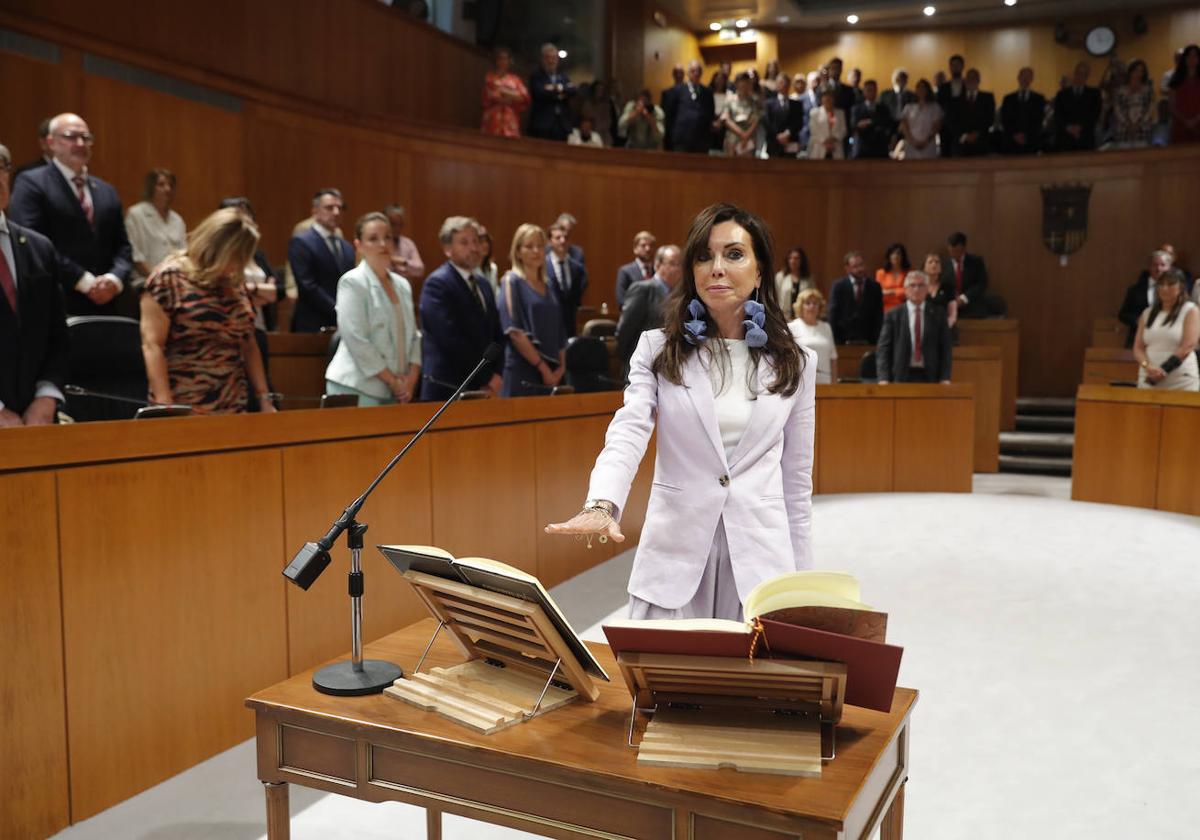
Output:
[267,332,331,406]
[1082,347,1138,385]
[247,620,917,840]
[957,320,1018,430]
[1091,317,1127,349]
[1072,385,1200,515]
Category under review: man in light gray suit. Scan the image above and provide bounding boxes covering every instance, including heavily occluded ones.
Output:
[616,244,682,376]
[614,230,656,309]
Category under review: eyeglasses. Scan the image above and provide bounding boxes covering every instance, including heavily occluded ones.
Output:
[55,131,95,144]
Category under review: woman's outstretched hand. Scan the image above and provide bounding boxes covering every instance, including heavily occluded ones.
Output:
[544,508,625,543]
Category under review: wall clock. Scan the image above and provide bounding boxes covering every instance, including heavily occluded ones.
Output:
[1085,25,1116,57]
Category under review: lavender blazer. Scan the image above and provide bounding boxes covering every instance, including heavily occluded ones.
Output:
[587,326,816,609]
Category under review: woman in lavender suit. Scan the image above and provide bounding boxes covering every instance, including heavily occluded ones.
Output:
[546,204,816,621]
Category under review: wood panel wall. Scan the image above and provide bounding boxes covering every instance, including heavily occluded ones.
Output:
[2,18,1199,398]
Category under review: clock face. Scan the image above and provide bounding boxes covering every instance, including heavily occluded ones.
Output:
[1085,26,1116,57]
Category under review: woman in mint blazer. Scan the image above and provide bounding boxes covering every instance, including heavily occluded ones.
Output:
[325,212,421,405]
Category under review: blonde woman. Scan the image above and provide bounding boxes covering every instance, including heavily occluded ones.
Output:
[325,212,422,406]
[498,224,567,397]
[791,288,838,384]
[140,208,274,414]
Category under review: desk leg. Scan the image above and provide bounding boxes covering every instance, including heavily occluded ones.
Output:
[426,807,442,840]
[880,781,905,840]
[264,781,290,840]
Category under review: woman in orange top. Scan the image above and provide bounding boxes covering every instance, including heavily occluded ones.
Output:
[876,242,910,313]
[482,47,531,138]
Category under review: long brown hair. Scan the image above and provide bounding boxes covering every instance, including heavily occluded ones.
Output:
[1146,269,1187,328]
[653,203,804,396]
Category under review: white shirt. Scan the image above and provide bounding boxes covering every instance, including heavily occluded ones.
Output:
[708,339,756,460]
[1148,278,1158,308]
[790,319,836,384]
[0,211,65,411]
[312,221,343,258]
[906,300,925,367]
[453,263,485,309]
[125,200,187,280]
[553,253,572,293]
[567,129,604,147]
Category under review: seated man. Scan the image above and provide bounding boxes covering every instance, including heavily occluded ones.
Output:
[827,251,883,344]
[1119,250,1170,347]
[616,244,682,376]
[940,231,989,318]
[876,270,953,384]
[287,188,355,332]
[615,230,656,309]
[0,142,68,426]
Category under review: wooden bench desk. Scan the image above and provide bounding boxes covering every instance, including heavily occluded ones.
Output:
[1081,347,1137,385]
[247,620,918,840]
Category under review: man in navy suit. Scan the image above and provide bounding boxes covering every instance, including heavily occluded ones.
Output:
[876,270,953,384]
[940,231,989,319]
[528,43,575,142]
[664,60,715,154]
[9,113,134,317]
[0,142,69,427]
[1053,62,1103,152]
[418,216,503,401]
[827,251,884,345]
[615,230,656,309]
[949,68,996,156]
[998,67,1046,155]
[765,73,802,158]
[546,221,587,337]
[287,188,355,332]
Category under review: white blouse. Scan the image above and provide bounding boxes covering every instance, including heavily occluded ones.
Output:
[790,319,836,384]
[125,201,187,281]
[708,339,756,460]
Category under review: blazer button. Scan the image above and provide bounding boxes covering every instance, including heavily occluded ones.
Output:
[718,474,729,487]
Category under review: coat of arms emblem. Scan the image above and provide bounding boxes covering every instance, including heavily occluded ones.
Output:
[1041,183,1091,256]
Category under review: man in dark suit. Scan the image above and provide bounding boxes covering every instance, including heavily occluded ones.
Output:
[1053,62,1103,152]
[616,244,681,374]
[765,73,802,158]
[951,69,996,156]
[664,60,715,154]
[12,117,53,181]
[546,221,587,337]
[937,55,968,154]
[0,143,69,427]
[287,188,355,332]
[876,270,953,384]
[851,80,894,159]
[879,69,915,120]
[528,43,575,142]
[998,67,1046,155]
[940,231,989,319]
[660,65,685,152]
[824,57,858,155]
[1118,250,1170,347]
[827,251,884,345]
[9,113,134,317]
[418,216,503,401]
[615,230,656,309]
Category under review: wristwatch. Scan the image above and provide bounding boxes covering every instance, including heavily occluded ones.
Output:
[583,499,616,517]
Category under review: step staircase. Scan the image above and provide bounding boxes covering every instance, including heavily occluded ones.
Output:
[999,397,1075,476]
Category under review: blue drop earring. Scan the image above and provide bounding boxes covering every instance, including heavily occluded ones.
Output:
[683,298,708,345]
[743,289,768,348]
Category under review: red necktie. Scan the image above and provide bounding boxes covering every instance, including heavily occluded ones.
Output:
[0,243,17,313]
[912,306,923,364]
[954,260,963,296]
[854,280,863,304]
[642,261,652,279]
[72,175,94,227]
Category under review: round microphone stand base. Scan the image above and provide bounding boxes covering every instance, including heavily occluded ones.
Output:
[312,659,404,696]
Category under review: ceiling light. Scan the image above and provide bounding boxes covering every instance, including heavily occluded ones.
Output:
[709,21,722,31]
[735,18,749,28]
[777,15,790,23]
[558,49,567,58]
[1004,0,1016,5]
[923,5,936,15]
[847,14,859,24]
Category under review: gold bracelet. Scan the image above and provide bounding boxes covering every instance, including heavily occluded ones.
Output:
[575,502,615,549]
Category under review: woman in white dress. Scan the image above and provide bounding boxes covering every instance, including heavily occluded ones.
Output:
[774,246,816,317]
[898,79,943,160]
[1134,269,1199,391]
[125,169,187,289]
[791,288,837,384]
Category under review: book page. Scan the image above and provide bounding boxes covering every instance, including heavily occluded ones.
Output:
[743,571,877,620]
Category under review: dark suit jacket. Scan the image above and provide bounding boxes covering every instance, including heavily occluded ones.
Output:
[9,164,134,317]
[797,91,819,151]
[999,89,1046,154]
[528,69,575,141]
[827,274,884,345]
[661,86,679,151]
[1118,275,1154,347]
[616,277,669,372]
[1053,86,1102,152]
[287,225,355,332]
[0,221,69,415]
[418,261,503,401]
[876,300,953,382]
[950,91,996,156]
[851,99,894,159]
[939,253,988,315]
[546,251,587,337]
[665,82,715,153]
[937,80,967,149]
[615,259,651,309]
[879,89,916,121]
[765,93,802,156]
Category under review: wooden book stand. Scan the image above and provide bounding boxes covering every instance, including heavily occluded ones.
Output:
[617,652,847,777]
[384,570,600,734]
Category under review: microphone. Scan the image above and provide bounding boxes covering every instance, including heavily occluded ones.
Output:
[64,383,151,407]
[64,384,195,419]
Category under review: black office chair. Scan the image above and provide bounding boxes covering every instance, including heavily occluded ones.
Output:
[581,319,617,338]
[65,316,147,421]
[858,350,878,382]
[565,336,620,393]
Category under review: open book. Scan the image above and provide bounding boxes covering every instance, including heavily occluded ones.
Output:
[603,570,901,712]
[376,544,610,681]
